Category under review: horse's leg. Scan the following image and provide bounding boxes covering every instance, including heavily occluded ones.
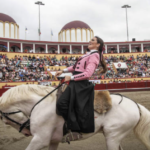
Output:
[25,124,55,150]
[104,129,131,150]
[25,124,62,150]
[106,138,121,150]
[48,143,59,150]
[105,139,123,150]
[119,145,123,150]
[25,135,49,150]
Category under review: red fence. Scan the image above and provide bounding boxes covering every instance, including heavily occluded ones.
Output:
[0,89,10,96]
[94,81,150,91]
[0,82,150,96]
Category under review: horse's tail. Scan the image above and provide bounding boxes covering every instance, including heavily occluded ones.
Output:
[134,104,150,149]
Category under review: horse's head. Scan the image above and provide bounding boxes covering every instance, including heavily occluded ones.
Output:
[0,84,56,137]
[0,107,32,137]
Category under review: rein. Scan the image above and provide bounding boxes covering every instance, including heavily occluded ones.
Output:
[0,82,65,133]
[29,82,65,117]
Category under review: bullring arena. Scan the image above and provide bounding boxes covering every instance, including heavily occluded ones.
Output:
[0,3,150,150]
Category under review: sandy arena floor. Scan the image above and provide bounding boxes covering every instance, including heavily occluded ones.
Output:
[0,91,150,150]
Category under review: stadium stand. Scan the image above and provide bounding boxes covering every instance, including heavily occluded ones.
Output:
[0,52,149,85]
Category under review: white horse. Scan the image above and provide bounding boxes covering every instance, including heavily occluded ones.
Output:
[0,84,150,150]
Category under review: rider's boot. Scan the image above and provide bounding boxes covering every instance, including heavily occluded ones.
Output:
[62,130,82,144]
[63,121,69,136]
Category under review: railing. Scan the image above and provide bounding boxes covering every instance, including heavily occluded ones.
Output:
[94,81,150,92]
[0,81,150,97]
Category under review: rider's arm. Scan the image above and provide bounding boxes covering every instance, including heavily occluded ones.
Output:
[63,66,75,73]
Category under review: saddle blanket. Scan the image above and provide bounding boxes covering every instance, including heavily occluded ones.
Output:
[94,90,112,114]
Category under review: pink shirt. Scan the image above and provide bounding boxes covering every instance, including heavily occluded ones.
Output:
[67,51,99,81]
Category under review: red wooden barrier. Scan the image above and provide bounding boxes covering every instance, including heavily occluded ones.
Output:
[94,84,106,90]
[0,82,150,96]
[147,82,150,87]
[107,83,126,89]
[0,89,9,96]
[126,82,146,88]
[94,81,150,91]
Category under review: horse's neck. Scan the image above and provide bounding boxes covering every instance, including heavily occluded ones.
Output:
[15,95,43,116]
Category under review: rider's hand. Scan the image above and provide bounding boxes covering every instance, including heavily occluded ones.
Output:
[55,71,63,77]
[64,76,71,82]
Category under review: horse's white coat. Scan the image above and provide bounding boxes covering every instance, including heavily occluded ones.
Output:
[0,85,149,150]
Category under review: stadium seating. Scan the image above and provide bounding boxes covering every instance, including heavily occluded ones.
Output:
[0,52,150,87]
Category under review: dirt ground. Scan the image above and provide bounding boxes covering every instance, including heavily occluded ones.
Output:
[0,91,150,150]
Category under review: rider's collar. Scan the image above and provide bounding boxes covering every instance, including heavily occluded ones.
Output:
[89,50,98,53]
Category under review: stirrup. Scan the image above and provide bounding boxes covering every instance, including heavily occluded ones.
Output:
[62,130,82,144]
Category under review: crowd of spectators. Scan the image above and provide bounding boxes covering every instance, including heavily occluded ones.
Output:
[0,53,150,84]
[0,54,55,82]
[91,54,150,83]
[88,54,150,81]
[0,54,83,82]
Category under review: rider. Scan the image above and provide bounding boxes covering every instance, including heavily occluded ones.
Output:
[55,36,107,140]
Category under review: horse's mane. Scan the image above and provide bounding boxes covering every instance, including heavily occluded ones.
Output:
[0,84,55,109]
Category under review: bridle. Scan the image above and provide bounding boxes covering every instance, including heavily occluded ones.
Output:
[0,82,65,133]
[0,110,22,126]
[0,110,30,132]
